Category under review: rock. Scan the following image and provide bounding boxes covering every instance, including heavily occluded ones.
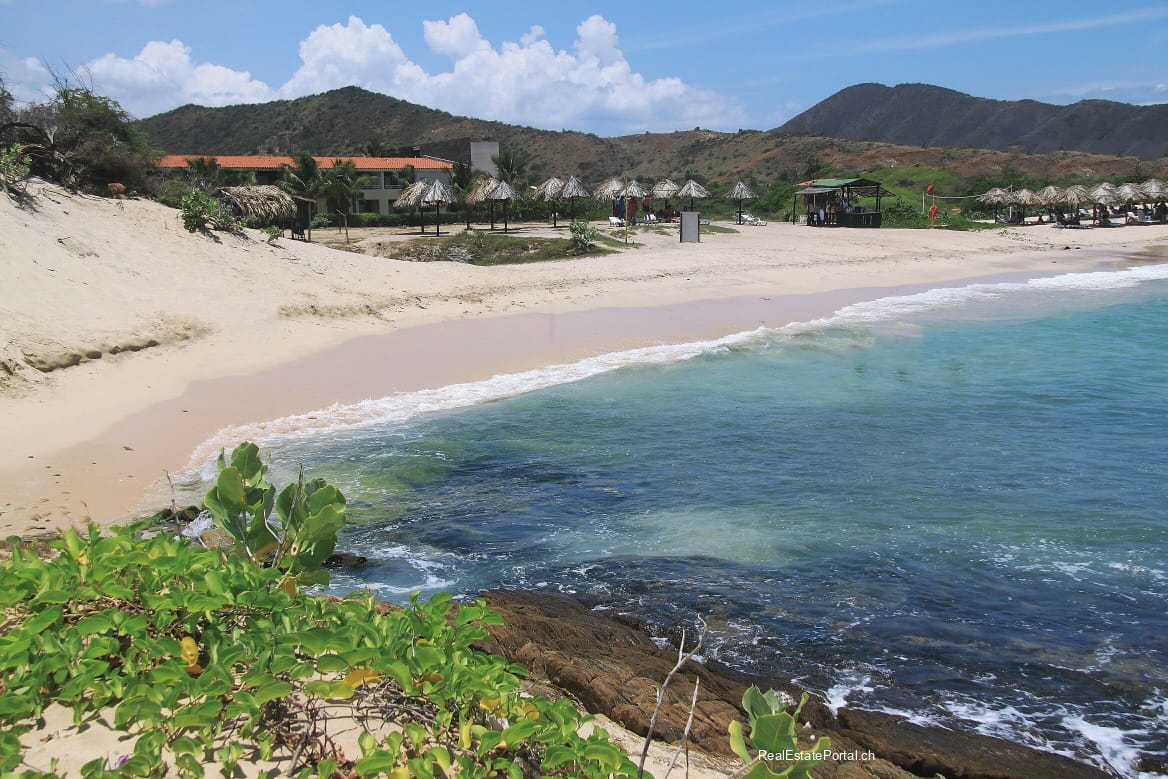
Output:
[325,552,368,568]
[479,591,1115,779]
[837,709,1114,779]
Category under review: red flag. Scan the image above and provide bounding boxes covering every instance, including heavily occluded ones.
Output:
[927,184,935,194]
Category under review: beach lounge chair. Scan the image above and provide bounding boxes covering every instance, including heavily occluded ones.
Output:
[741,213,767,226]
[609,216,625,227]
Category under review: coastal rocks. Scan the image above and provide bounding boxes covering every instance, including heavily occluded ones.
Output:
[479,591,914,779]
[837,710,1114,779]
[479,590,1114,779]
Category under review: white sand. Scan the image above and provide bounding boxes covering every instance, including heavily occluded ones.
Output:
[3,181,1166,537]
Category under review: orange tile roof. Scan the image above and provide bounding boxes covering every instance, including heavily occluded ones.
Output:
[158,154,453,170]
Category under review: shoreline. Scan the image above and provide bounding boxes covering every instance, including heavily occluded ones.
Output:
[0,267,1120,536]
[3,185,1168,537]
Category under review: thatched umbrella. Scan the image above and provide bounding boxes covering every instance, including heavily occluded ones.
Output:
[488,180,520,232]
[1116,182,1146,206]
[217,185,296,222]
[652,178,680,199]
[977,187,1011,206]
[1037,185,1064,208]
[624,179,649,199]
[560,176,590,221]
[1141,179,1165,201]
[677,179,710,210]
[465,177,500,229]
[421,179,456,236]
[394,180,431,234]
[593,178,648,221]
[532,176,565,227]
[1061,184,1092,209]
[592,177,624,202]
[1011,188,1041,222]
[727,181,758,224]
[651,178,680,220]
[1091,182,1119,205]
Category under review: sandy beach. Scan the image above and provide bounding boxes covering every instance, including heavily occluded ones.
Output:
[3,183,1167,538]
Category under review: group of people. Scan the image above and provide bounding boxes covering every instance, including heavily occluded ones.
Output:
[612,196,676,225]
[1049,201,1167,227]
[804,196,858,226]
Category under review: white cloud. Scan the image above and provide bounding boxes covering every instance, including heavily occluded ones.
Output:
[9,13,744,134]
[81,40,273,117]
[423,13,488,59]
[272,14,742,135]
[280,15,419,98]
[0,50,53,104]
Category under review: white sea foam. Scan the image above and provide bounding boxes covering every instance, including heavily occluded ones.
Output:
[182,262,1168,479]
[1061,715,1154,779]
[182,326,769,478]
[798,262,1168,329]
[824,670,874,714]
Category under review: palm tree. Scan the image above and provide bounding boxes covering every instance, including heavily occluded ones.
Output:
[491,151,529,189]
[363,139,389,157]
[277,152,324,199]
[398,163,416,186]
[319,158,373,223]
[185,156,249,192]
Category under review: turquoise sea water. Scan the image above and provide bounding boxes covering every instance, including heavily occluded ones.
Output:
[217,263,1168,777]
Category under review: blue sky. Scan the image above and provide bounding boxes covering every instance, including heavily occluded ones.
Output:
[2,1,1166,137]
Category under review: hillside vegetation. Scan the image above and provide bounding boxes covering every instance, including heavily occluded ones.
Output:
[778,83,1168,159]
[136,86,1167,191]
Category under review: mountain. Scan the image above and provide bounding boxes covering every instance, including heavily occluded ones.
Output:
[778,83,1168,159]
[137,86,1166,186]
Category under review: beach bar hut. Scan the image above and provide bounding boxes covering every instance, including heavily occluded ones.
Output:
[794,178,893,227]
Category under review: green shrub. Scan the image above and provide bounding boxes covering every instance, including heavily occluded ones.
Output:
[569,219,600,252]
[0,443,643,778]
[179,190,240,234]
[0,144,31,193]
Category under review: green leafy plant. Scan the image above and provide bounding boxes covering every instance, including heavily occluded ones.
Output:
[728,687,830,778]
[0,144,31,194]
[179,189,239,234]
[203,442,346,588]
[0,526,643,776]
[569,219,600,252]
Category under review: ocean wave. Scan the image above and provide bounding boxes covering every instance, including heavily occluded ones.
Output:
[181,262,1168,479]
[801,262,1168,329]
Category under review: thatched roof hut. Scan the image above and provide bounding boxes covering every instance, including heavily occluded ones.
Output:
[217,185,296,221]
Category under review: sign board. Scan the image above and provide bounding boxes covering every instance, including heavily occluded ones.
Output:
[680,210,700,243]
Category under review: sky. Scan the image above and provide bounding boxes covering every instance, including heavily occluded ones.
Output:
[1,1,1166,137]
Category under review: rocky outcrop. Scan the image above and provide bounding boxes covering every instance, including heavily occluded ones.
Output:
[479,591,1114,779]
